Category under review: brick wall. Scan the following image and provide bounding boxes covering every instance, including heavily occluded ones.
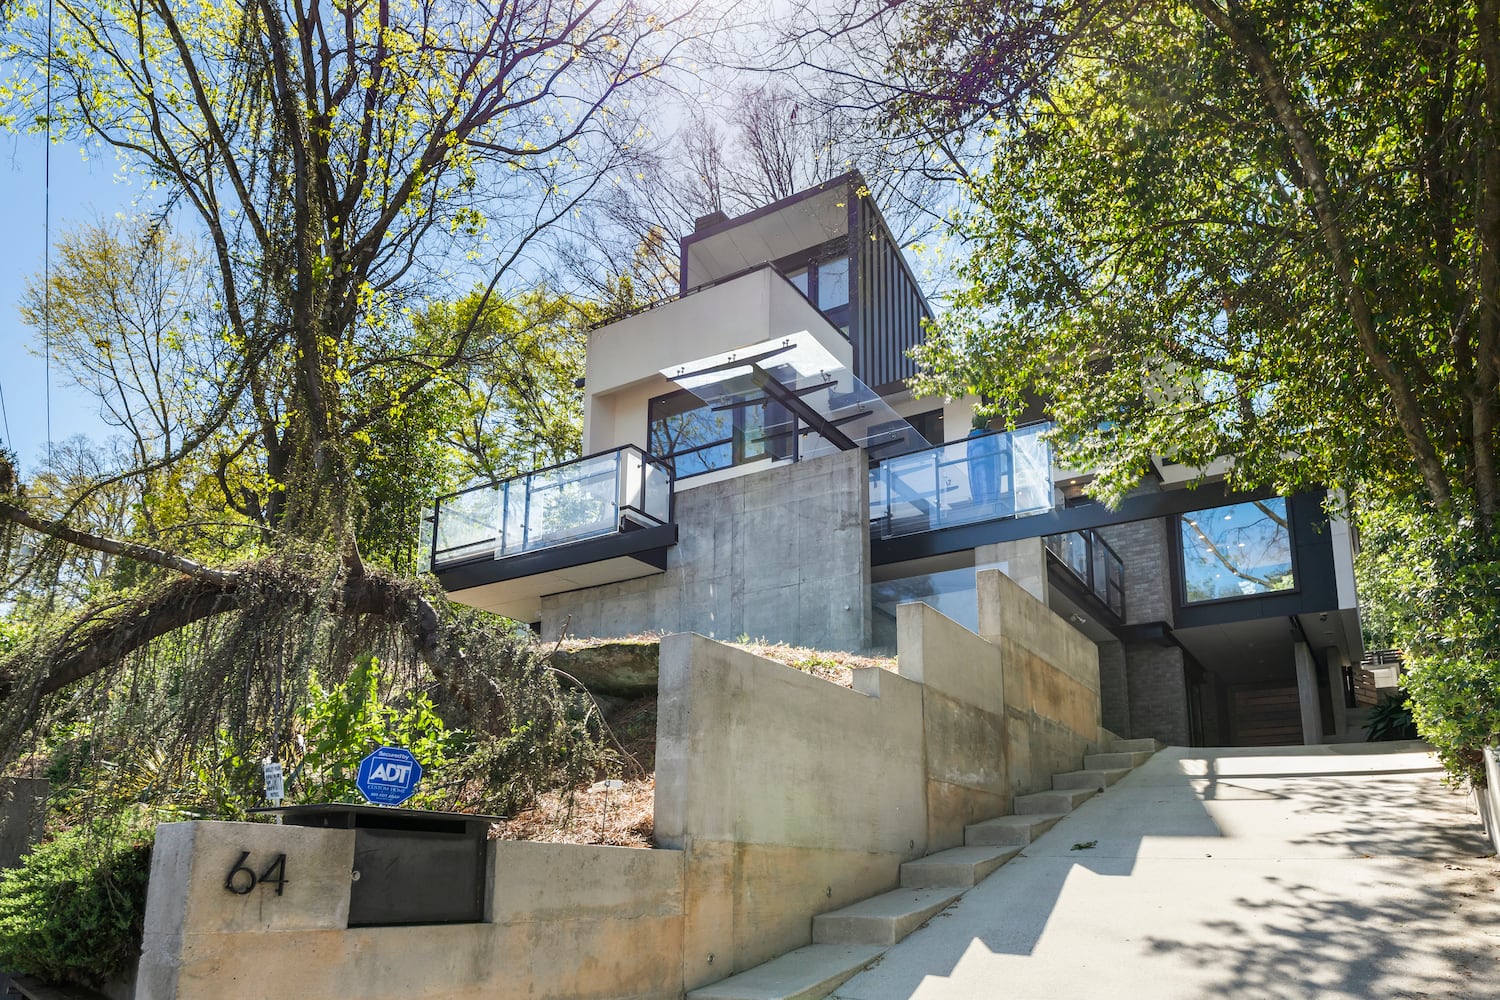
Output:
[1096,640,1130,736]
[1125,643,1191,745]
[1097,517,1175,626]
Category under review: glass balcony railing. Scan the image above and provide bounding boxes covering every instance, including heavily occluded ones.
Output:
[869,423,1054,539]
[424,446,673,572]
[1044,528,1126,619]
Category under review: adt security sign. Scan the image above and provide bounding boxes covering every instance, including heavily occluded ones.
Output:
[356,746,423,806]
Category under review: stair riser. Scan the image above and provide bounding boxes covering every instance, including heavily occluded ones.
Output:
[1109,737,1162,753]
[1084,750,1154,770]
[1051,769,1129,791]
[1014,788,1096,815]
[900,850,1017,888]
[964,814,1062,847]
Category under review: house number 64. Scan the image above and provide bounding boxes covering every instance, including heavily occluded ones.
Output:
[224,851,289,896]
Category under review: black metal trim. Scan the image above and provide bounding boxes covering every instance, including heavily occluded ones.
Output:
[872,480,1282,566]
[435,523,677,593]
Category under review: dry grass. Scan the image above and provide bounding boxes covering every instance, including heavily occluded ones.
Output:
[491,774,656,848]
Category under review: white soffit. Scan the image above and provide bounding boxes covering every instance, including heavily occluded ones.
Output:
[686,188,851,287]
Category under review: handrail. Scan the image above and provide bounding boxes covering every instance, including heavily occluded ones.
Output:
[426,445,674,572]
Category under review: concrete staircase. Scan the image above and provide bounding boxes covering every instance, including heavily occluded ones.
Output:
[686,738,1162,1000]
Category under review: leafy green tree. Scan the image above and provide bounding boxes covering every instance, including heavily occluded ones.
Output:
[881,0,1500,776]
[0,0,686,785]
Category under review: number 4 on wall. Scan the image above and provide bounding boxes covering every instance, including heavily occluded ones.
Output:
[224,851,289,896]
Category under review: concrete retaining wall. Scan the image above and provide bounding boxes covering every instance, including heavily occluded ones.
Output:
[540,450,871,651]
[134,570,1100,999]
[136,823,685,1000]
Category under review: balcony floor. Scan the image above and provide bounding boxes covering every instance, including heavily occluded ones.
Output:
[436,522,675,623]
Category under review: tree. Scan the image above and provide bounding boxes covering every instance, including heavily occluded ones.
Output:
[883,0,1500,776]
[0,0,691,772]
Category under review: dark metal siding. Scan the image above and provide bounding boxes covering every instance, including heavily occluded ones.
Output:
[855,196,932,391]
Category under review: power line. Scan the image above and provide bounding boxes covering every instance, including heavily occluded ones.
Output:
[43,0,54,468]
[0,378,11,448]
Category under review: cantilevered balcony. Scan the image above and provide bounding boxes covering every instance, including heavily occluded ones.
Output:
[424,445,676,622]
[869,424,1054,539]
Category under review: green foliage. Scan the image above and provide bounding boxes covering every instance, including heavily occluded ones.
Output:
[903,2,1497,521]
[0,817,154,987]
[288,654,457,807]
[1356,500,1500,783]
[1404,659,1500,784]
[1364,693,1417,743]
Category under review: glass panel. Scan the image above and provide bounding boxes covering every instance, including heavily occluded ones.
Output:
[432,487,500,567]
[869,566,980,652]
[869,425,1054,538]
[643,457,672,522]
[524,453,618,548]
[817,257,850,310]
[1179,497,1294,601]
[663,331,927,465]
[1011,423,1053,515]
[787,268,809,296]
[649,390,734,477]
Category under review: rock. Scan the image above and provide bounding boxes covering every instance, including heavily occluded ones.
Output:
[547,641,660,697]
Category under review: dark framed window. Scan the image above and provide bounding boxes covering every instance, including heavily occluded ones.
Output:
[1178,497,1296,603]
[777,250,852,336]
[648,389,794,479]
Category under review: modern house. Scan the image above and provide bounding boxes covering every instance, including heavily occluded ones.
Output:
[421,172,1363,749]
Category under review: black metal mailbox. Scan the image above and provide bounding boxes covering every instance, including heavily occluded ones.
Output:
[251,804,497,926]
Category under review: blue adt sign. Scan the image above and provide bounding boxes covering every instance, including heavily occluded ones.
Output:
[356,746,423,806]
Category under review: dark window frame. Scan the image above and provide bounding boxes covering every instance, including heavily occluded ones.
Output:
[1175,496,1301,607]
[647,387,798,480]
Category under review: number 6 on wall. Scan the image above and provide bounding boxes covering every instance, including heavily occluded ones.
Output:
[224,851,289,896]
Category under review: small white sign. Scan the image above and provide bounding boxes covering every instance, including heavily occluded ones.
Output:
[263,760,285,804]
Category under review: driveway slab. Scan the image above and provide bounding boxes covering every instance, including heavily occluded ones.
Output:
[833,743,1500,999]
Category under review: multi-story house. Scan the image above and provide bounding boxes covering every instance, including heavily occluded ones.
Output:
[422,172,1363,748]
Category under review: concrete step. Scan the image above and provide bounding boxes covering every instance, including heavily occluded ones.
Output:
[964,812,1065,847]
[1109,737,1164,754]
[686,943,886,1000]
[899,845,1020,888]
[1014,787,1097,815]
[812,887,964,947]
[1084,750,1155,770]
[1052,767,1132,791]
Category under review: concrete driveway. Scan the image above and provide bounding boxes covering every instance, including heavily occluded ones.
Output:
[833,743,1500,999]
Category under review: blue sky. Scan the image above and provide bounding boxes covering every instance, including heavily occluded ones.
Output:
[0,130,140,476]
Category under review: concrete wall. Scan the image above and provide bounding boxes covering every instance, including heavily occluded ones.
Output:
[541,450,871,651]
[136,823,685,1000]
[976,571,1104,793]
[655,632,927,988]
[657,572,1101,988]
[582,269,852,455]
[136,571,1103,999]
[1478,747,1500,856]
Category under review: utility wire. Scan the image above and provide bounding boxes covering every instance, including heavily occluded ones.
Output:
[43,0,55,468]
[0,379,12,447]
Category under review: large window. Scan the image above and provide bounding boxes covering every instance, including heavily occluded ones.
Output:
[780,254,851,329]
[1179,498,1295,602]
[648,389,792,478]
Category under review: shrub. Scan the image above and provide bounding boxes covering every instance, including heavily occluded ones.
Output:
[0,818,154,987]
[1403,655,1500,786]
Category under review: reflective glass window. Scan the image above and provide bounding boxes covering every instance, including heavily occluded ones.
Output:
[817,257,850,310]
[1179,498,1294,602]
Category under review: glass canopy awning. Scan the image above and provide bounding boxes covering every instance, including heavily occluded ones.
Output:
[660,331,928,462]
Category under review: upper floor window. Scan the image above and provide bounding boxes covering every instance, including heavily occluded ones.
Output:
[817,257,850,310]
[648,389,793,479]
[1179,497,1295,602]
